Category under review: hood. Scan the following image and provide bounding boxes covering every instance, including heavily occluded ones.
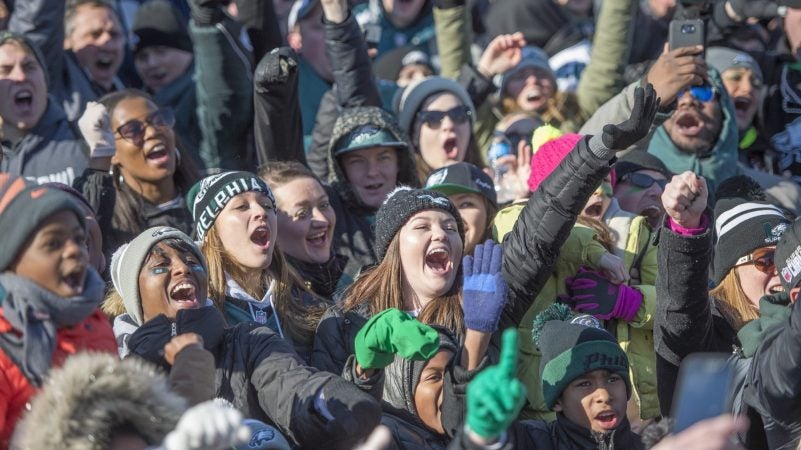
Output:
[12,352,186,449]
[647,69,740,199]
[737,292,792,358]
[327,106,419,212]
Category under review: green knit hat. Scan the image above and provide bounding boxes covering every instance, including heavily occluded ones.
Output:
[532,304,631,410]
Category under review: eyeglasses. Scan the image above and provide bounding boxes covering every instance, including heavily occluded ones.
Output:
[417,106,471,129]
[115,108,176,143]
[735,247,776,274]
[620,172,668,190]
[680,84,717,103]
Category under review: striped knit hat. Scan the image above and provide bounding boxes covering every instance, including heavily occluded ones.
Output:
[0,174,85,271]
[713,197,790,284]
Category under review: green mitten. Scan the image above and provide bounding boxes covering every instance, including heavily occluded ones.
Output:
[466,329,527,439]
[354,308,440,369]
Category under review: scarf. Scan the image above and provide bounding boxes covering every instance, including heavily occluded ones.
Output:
[0,269,104,386]
[285,253,347,299]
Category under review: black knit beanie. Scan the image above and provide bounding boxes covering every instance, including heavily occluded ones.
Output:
[713,197,790,284]
[0,174,86,271]
[132,0,192,55]
[532,304,631,410]
[188,171,274,241]
[776,218,801,292]
[374,187,464,261]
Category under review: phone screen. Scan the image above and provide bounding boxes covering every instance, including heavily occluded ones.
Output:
[672,353,734,434]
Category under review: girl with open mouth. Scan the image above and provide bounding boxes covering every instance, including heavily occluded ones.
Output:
[189,171,331,363]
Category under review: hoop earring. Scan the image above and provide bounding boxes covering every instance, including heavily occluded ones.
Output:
[175,148,181,165]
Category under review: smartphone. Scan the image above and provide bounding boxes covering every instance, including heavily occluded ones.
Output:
[669,18,706,53]
[363,24,381,51]
[671,353,734,434]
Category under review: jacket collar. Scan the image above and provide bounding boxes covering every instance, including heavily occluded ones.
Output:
[555,413,636,450]
[737,292,792,357]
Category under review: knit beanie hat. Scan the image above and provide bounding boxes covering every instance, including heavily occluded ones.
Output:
[497,46,555,97]
[132,0,192,55]
[713,198,790,284]
[374,187,464,261]
[393,76,476,134]
[532,304,630,410]
[776,218,801,292]
[0,31,49,86]
[110,226,206,326]
[706,47,763,86]
[528,133,583,192]
[0,174,86,271]
[188,171,274,241]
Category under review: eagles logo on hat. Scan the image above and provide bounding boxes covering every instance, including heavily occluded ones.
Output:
[334,125,408,155]
[776,218,801,292]
[425,162,498,207]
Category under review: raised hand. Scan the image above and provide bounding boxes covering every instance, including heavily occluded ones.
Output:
[601,83,661,151]
[477,33,526,79]
[466,329,526,440]
[462,240,509,333]
[354,308,440,369]
[163,400,250,450]
[560,267,643,321]
[163,333,204,366]
[646,45,706,106]
[662,171,708,229]
[78,101,115,159]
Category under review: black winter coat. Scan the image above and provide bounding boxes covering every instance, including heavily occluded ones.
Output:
[653,224,738,415]
[126,307,381,450]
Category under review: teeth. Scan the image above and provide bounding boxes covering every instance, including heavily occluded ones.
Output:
[15,91,32,100]
[427,248,448,256]
[170,282,194,295]
[308,232,325,240]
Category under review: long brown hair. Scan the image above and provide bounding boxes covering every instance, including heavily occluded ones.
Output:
[710,268,759,331]
[500,91,583,132]
[343,232,465,335]
[202,225,329,345]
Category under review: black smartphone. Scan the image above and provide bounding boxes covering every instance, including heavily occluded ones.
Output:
[363,24,381,51]
[669,18,706,53]
[671,353,734,434]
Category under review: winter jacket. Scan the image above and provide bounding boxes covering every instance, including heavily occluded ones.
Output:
[653,222,739,415]
[10,0,125,123]
[0,308,116,446]
[742,294,801,449]
[353,0,436,58]
[286,253,351,299]
[73,170,195,264]
[312,303,370,375]
[449,414,645,450]
[124,306,382,450]
[0,99,88,186]
[154,19,253,171]
[493,200,659,420]
[299,58,333,145]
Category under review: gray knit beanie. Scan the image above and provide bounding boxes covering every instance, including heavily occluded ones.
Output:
[393,76,476,134]
[110,227,206,326]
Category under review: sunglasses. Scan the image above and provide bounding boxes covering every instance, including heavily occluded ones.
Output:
[417,106,471,129]
[493,130,533,151]
[115,108,176,143]
[735,247,776,274]
[621,172,668,190]
[680,84,716,103]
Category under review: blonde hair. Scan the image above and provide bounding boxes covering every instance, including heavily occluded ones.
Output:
[343,232,465,335]
[202,225,329,346]
[102,288,126,320]
[576,216,615,252]
[500,91,583,132]
[709,268,760,331]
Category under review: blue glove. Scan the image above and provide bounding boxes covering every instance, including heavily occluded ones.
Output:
[462,240,508,332]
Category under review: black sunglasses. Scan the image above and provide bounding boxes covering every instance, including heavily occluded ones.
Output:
[417,105,471,129]
[621,172,668,190]
[115,108,176,143]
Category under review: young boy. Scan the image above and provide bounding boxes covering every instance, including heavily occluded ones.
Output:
[0,173,117,446]
[451,307,645,450]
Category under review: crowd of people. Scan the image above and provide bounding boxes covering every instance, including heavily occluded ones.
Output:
[1,0,801,448]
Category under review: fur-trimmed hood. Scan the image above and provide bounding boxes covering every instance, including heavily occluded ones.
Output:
[327,106,420,213]
[12,352,187,449]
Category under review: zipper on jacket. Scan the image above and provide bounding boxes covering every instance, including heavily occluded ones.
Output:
[171,322,177,337]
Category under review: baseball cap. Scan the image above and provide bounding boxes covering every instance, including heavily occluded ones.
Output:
[425,162,497,207]
[334,125,408,155]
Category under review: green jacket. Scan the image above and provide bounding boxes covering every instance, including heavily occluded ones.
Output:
[493,201,659,421]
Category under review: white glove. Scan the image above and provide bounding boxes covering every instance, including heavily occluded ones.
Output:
[163,400,251,450]
[78,101,116,158]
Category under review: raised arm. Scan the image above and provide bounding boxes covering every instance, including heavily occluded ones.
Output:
[8,0,66,94]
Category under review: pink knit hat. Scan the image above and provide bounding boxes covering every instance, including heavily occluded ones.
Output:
[528,133,583,192]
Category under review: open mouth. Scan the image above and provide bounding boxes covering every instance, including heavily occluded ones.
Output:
[62,268,86,295]
[95,54,114,71]
[250,225,272,250]
[733,97,752,112]
[363,182,384,195]
[425,247,451,275]
[306,229,328,247]
[583,201,603,218]
[145,144,170,163]
[768,285,784,295]
[13,90,33,110]
[595,411,618,429]
[169,281,199,306]
[443,137,459,159]
[675,112,704,136]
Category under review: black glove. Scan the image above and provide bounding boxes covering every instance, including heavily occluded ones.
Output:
[601,83,660,150]
[318,377,382,450]
[254,47,299,90]
[188,0,226,26]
